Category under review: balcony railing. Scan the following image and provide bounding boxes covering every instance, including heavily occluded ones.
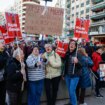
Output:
[91,20,105,26]
[92,0,104,4]
[89,31,105,35]
[90,10,105,19]
[91,1,105,11]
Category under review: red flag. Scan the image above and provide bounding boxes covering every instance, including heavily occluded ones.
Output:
[74,18,90,40]
[5,12,22,40]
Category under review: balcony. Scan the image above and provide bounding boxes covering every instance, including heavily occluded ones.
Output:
[90,10,105,19]
[91,1,105,11]
[91,20,105,26]
[89,25,105,35]
[92,0,104,4]
[89,31,105,35]
[89,31,99,35]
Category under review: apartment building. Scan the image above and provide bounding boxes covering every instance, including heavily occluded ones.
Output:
[14,0,40,33]
[89,0,105,44]
[0,12,5,25]
[61,0,91,36]
[70,0,91,28]
[64,0,71,36]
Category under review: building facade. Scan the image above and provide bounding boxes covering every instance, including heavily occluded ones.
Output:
[14,0,40,33]
[0,12,5,25]
[63,0,91,37]
[89,0,105,44]
[55,0,66,36]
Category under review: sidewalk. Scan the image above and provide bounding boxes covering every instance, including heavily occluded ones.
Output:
[41,88,105,105]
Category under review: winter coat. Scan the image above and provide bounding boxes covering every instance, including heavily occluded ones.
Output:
[5,58,23,92]
[79,56,93,88]
[0,51,8,70]
[63,50,82,77]
[0,51,8,81]
[43,51,62,79]
[92,52,102,72]
[102,52,105,61]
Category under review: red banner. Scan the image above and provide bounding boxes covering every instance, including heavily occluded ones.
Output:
[0,26,4,40]
[5,12,22,39]
[74,18,90,40]
[56,41,68,58]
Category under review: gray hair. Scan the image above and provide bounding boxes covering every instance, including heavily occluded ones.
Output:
[44,44,52,48]
[13,48,23,58]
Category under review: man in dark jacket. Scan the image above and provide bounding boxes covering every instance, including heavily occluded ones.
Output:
[0,41,8,105]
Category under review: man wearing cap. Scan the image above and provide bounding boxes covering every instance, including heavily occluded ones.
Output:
[92,46,103,97]
[0,41,8,105]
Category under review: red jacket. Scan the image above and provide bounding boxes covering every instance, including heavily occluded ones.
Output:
[92,52,102,72]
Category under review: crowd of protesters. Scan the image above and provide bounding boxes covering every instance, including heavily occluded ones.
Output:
[0,38,105,105]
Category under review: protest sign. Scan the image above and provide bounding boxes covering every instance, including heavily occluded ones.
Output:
[74,18,90,40]
[25,4,64,36]
[5,12,22,39]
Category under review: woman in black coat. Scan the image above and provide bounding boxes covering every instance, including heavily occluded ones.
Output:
[6,48,24,105]
[63,40,82,105]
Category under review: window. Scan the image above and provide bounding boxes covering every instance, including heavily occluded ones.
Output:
[72,0,75,3]
[81,3,84,7]
[76,12,79,15]
[86,15,89,19]
[76,5,79,8]
[72,21,74,24]
[86,8,89,13]
[86,0,90,5]
[72,14,74,17]
[72,7,74,10]
[81,10,84,14]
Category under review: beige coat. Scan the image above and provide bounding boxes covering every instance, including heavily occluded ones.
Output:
[43,51,62,79]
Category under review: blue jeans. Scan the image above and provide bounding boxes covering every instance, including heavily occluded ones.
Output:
[28,80,44,105]
[65,75,79,105]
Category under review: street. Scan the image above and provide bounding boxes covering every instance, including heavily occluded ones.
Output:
[41,88,105,105]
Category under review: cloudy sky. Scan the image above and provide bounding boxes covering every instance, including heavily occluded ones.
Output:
[0,0,57,12]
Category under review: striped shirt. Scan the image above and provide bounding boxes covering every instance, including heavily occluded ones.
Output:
[26,54,45,81]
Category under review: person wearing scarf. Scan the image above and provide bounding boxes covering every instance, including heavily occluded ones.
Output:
[42,44,62,105]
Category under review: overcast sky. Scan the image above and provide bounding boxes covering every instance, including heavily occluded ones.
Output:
[0,0,57,12]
